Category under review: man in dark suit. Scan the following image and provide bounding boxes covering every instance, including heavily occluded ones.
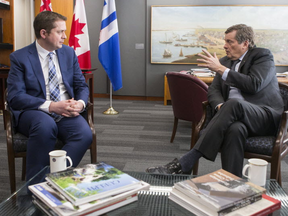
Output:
[7,11,92,183]
[146,24,284,177]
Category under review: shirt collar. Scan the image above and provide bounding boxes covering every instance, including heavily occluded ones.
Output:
[35,40,56,59]
[239,50,248,61]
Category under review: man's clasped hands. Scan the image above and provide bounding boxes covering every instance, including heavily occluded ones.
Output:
[49,98,84,117]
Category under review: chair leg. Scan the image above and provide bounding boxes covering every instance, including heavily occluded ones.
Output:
[270,159,281,186]
[190,122,196,150]
[22,157,26,181]
[170,117,178,143]
[90,134,97,163]
[192,160,199,175]
[8,156,16,194]
[277,164,282,186]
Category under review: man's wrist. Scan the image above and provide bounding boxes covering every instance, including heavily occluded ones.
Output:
[216,65,227,75]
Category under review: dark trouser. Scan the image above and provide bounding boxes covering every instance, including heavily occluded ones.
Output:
[17,110,92,185]
[193,99,277,177]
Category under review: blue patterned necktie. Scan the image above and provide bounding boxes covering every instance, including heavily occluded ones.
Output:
[48,52,63,122]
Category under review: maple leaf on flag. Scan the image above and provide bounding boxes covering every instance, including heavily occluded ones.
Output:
[40,0,52,12]
[69,0,91,70]
[69,17,86,49]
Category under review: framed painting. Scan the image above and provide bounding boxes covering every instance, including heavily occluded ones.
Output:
[150,5,288,66]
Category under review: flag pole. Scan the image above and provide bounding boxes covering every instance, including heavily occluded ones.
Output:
[103,82,119,115]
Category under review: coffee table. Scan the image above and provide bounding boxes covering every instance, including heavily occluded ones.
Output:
[0,167,288,215]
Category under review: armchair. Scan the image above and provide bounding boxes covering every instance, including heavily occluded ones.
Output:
[191,82,288,186]
[4,89,97,193]
[166,72,208,149]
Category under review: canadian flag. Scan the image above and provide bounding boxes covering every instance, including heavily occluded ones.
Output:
[40,0,53,12]
[69,0,91,70]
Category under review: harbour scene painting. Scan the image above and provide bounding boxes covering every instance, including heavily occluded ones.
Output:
[151,6,288,65]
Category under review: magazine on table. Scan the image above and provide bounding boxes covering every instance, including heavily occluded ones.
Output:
[45,162,141,206]
[29,180,150,216]
[169,188,281,216]
[173,169,266,214]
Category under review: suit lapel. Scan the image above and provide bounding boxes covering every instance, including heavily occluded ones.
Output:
[56,48,73,97]
[28,43,46,95]
[238,49,252,73]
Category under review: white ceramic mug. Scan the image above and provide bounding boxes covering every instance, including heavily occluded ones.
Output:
[242,158,268,186]
[49,150,73,173]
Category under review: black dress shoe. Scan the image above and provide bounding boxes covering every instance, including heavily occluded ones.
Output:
[146,158,183,174]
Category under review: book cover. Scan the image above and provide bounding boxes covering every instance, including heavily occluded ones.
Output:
[29,180,150,216]
[174,169,265,213]
[169,188,281,216]
[45,162,141,206]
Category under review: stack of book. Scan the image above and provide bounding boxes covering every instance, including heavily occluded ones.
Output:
[191,68,215,77]
[29,162,150,216]
[169,169,281,216]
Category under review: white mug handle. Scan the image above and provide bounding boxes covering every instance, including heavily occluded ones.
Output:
[242,164,250,178]
[66,156,73,168]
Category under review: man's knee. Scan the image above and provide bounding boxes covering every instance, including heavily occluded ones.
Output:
[79,125,93,145]
[227,121,248,137]
[222,99,245,111]
[18,111,58,138]
[31,117,58,138]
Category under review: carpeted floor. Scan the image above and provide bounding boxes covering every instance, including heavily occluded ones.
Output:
[0,98,287,202]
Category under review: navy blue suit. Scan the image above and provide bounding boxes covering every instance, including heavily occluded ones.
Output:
[7,42,92,183]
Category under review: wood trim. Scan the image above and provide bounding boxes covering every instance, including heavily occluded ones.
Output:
[34,0,73,46]
[0,0,14,66]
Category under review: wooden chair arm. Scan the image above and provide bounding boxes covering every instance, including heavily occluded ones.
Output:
[191,101,210,148]
[195,101,210,134]
[85,102,96,134]
[85,101,97,163]
[273,110,288,158]
[4,99,15,161]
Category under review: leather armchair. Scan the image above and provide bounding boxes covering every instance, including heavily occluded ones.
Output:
[166,72,208,149]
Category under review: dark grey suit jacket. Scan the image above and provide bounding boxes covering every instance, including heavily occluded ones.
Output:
[208,47,284,128]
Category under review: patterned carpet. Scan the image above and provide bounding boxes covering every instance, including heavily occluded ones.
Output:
[0,98,287,202]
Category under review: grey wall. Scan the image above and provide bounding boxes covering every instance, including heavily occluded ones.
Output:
[85,0,288,97]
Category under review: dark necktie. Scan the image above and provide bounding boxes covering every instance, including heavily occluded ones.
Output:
[231,59,241,71]
[48,52,63,122]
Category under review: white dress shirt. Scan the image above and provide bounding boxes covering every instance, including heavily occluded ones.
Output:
[36,41,85,113]
[222,51,248,100]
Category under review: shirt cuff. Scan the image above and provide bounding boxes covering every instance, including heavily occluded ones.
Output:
[78,99,86,112]
[222,68,230,81]
[38,101,52,113]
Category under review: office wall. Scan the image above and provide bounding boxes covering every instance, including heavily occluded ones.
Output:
[85,0,146,96]
[14,0,288,97]
[86,0,288,97]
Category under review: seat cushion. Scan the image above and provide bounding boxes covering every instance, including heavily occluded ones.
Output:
[199,128,275,156]
[245,136,275,156]
[13,133,65,153]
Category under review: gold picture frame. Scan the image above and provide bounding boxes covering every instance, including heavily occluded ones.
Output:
[151,5,288,66]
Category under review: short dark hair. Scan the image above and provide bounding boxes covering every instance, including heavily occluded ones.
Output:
[225,24,255,49]
[33,11,67,39]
